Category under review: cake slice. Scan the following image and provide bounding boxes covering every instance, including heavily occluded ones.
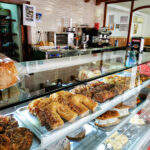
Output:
[114,103,130,118]
[95,110,120,127]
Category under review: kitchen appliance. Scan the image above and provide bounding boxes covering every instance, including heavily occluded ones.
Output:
[85,28,112,48]
[55,32,74,47]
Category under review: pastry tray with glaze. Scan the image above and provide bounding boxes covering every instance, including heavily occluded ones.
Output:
[5,113,40,150]
[15,79,150,149]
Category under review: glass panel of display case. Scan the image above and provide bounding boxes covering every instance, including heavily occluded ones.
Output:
[0,51,150,110]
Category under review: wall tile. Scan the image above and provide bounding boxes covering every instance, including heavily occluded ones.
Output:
[29,0,104,44]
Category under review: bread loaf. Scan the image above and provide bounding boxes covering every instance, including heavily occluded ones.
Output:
[0,57,18,90]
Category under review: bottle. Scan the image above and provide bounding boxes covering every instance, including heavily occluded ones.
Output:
[125,51,137,67]
[45,80,51,92]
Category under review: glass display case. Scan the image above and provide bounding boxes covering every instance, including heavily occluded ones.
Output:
[0,49,150,150]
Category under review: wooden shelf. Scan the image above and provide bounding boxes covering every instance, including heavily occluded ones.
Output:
[1,33,17,37]
[4,19,16,22]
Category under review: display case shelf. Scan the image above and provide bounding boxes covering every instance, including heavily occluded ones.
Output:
[70,100,149,150]
[15,79,150,149]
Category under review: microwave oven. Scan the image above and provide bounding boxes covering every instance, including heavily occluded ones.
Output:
[47,32,74,47]
[56,32,74,47]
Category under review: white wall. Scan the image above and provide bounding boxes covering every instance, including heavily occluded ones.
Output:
[131,12,150,38]
[106,6,130,37]
[29,0,104,44]
[107,4,150,38]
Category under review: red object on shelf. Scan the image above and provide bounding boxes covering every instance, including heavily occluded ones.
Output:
[94,23,100,30]
[147,146,150,150]
[138,62,150,76]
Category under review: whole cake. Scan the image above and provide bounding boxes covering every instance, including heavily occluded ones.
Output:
[0,58,18,90]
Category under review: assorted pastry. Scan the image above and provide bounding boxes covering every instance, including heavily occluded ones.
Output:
[104,131,128,150]
[72,80,128,103]
[28,91,98,129]
[0,115,33,150]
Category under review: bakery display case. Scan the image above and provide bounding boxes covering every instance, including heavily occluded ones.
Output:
[0,49,150,150]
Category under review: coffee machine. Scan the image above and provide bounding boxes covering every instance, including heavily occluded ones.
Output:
[83,28,112,48]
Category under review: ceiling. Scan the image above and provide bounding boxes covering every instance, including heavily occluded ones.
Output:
[109,0,150,14]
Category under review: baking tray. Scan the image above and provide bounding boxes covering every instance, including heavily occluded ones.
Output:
[5,113,40,150]
[16,105,101,149]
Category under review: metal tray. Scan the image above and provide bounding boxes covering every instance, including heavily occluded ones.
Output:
[5,113,40,150]
[16,105,103,149]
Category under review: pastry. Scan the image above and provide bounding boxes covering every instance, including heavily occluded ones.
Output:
[50,91,98,116]
[70,85,92,98]
[29,91,98,129]
[67,127,86,141]
[5,127,33,150]
[105,132,128,150]
[69,94,98,117]
[114,103,130,117]
[129,114,145,125]
[0,115,18,133]
[29,100,77,129]
[46,137,70,150]
[94,90,115,103]
[78,69,101,81]
[0,58,18,90]
[95,110,120,127]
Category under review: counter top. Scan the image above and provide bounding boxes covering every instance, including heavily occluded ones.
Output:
[31,46,127,59]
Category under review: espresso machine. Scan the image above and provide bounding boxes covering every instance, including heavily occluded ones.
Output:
[83,27,112,48]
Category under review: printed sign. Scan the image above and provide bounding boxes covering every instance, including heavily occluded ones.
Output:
[23,4,36,26]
